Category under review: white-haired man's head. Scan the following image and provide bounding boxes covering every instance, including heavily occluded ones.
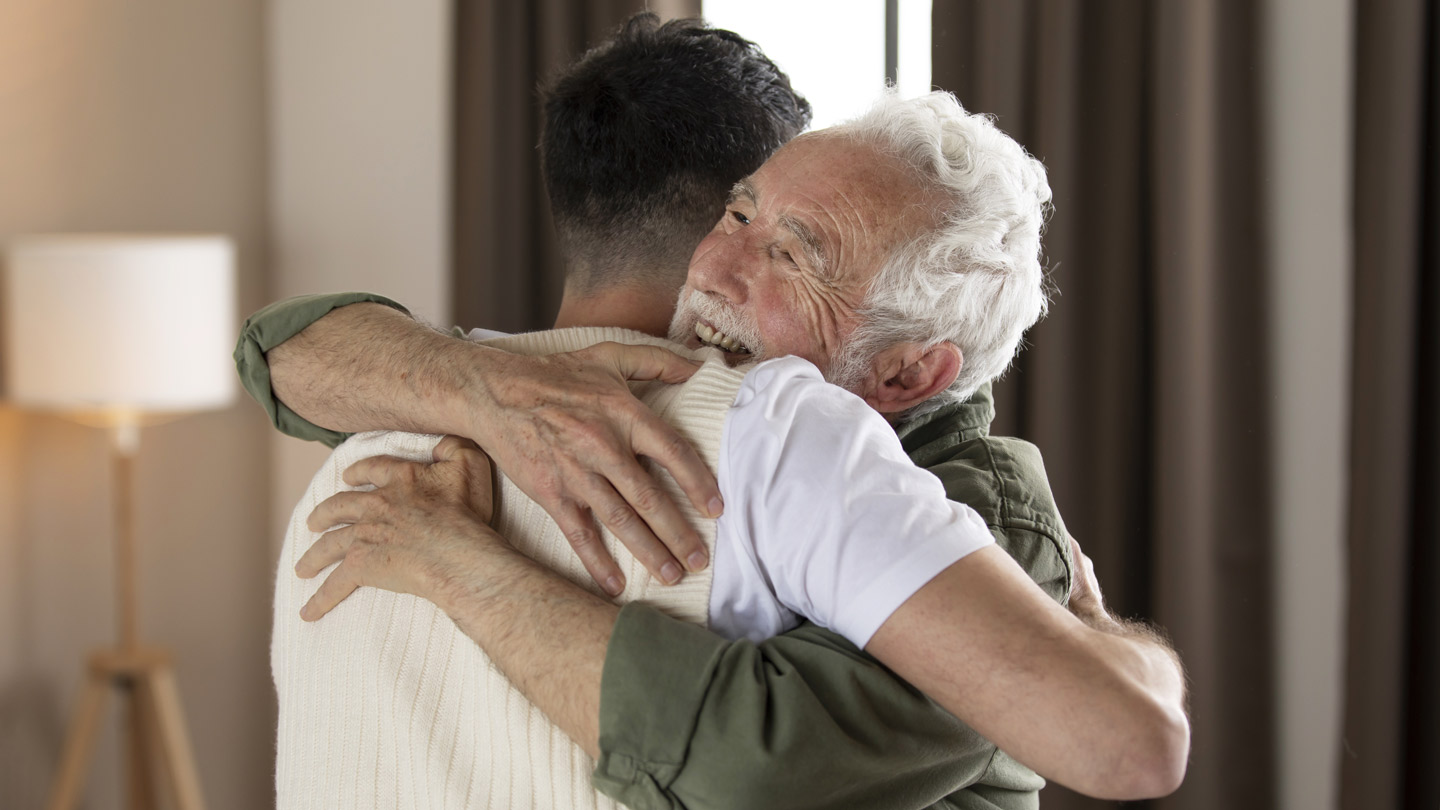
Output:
[827,90,1052,416]
[669,90,1052,421]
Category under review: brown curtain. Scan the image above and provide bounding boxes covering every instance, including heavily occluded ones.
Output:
[1341,2,1440,808]
[451,0,699,330]
[932,3,1273,809]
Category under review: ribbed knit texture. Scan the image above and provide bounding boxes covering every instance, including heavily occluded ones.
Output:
[272,328,747,809]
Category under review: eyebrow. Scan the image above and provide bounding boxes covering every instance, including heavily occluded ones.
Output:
[729,180,829,275]
[780,215,828,276]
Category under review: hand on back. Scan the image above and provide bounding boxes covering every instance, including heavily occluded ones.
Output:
[466,341,723,595]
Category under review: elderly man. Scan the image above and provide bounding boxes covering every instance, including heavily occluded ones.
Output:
[241,84,1188,809]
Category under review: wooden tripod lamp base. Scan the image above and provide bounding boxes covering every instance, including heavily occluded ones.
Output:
[43,432,209,810]
[46,647,207,810]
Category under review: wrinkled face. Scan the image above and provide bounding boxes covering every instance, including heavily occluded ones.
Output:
[668,134,942,378]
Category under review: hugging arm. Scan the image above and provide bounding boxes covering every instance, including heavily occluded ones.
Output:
[303,451,1186,807]
[866,546,1190,801]
[233,292,408,447]
[707,366,1190,802]
[303,423,1188,805]
[235,293,721,593]
[296,445,1034,810]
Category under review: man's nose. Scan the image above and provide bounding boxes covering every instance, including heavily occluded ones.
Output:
[691,229,754,304]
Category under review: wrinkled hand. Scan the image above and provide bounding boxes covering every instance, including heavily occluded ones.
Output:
[295,436,498,621]
[472,342,722,596]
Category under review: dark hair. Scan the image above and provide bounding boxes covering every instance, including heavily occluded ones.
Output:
[540,12,811,292]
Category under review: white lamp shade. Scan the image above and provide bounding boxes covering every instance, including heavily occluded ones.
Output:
[2,234,237,416]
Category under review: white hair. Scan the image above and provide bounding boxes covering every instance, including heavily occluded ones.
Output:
[826,90,1053,419]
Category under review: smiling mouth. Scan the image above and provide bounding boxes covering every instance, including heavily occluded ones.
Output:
[695,322,752,354]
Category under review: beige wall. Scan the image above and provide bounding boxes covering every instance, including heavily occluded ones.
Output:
[0,2,273,809]
[265,0,451,540]
[0,2,453,806]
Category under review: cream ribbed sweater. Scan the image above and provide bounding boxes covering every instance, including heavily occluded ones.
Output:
[272,327,747,810]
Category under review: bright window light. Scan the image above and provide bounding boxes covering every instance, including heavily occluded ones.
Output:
[896,0,933,98]
[703,0,932,131]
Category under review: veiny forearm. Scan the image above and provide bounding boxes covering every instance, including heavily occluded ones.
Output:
[435,543,618,759]
[267,302,489,436]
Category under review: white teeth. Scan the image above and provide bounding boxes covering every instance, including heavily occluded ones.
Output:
[694,322,749,354]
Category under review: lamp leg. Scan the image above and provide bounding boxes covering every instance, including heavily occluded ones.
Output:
[144,661,208,810]
[114,427,138,653]
[44,670,112,810]
[127,674,159,810]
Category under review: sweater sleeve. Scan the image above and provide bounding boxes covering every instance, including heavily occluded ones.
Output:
[593,603,1036,810]
[232,292,409,448]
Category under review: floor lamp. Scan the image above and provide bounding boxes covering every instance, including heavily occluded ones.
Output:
[2,235,236,810]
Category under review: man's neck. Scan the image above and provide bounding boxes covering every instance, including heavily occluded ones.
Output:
[552,283,679,338]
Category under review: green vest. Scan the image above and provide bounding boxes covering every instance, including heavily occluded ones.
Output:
[898,384,1072,607]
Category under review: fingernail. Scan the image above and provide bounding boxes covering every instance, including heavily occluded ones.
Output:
[687,550,709,571]
[661,561,683,584]
[707,496,724,518]
[605,575,624,596]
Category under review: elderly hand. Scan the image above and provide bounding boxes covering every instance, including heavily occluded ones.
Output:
[295,435,499,621]
[1066,532,1120,631]
[469,342,722,596]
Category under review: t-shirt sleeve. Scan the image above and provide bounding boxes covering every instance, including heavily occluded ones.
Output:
[718,356,994,648]
[233,292,409,448]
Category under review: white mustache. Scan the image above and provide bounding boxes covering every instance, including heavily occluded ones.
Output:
[669,289,765,356]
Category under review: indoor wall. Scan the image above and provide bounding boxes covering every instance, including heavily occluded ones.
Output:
[0,1,272,808]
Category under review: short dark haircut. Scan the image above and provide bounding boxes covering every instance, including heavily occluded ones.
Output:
[540,13,811,293]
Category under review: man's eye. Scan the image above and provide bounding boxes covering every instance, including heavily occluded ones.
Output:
[731,210,751,226]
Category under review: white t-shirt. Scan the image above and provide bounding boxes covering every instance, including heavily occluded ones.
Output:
[462,329,994,649]
[710,356,993,646]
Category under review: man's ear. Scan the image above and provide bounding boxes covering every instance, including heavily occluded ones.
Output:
[858,341,963,415]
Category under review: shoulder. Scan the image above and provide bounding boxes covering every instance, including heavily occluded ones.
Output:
[733,356,876,421]
[724,357,898,472]
[926,435,1060,531]
[289,430,445,541]
[917,430,1072,605]
[332,430,445,467]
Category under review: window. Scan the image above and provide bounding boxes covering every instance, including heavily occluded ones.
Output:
[702,0,933,129]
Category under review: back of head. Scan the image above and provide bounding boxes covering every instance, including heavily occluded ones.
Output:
[541,13,811,294]
[828,90,1053,418]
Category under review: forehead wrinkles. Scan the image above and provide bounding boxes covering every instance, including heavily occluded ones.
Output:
[747,137,941,286]
[805,148,937,283]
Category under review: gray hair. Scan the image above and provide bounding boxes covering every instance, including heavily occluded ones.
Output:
[827,90,1053,419]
